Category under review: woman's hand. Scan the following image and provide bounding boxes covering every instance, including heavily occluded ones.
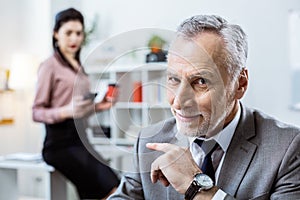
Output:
[60,96,95,120]
[95,96,118,111]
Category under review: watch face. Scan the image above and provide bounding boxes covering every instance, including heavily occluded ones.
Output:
[195,173,214,188]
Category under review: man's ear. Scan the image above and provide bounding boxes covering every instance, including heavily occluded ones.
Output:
[235,68,248,99]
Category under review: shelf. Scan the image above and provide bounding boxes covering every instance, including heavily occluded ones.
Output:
[147,104,170,109]
[112,138,136,146]
[0,89,15,125]
[115,102,147,109]
[85,62,167,74]
[86,62,172,172]
[89,137,135,146]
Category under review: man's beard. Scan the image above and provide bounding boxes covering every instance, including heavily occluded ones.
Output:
[175,104,231,138]
[176,114,205,137]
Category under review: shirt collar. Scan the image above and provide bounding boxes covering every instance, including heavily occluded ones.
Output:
[188,103,241,153]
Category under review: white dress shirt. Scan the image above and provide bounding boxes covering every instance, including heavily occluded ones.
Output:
[189,104,241,199]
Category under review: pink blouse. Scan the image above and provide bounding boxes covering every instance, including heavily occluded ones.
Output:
[32,53,90,124]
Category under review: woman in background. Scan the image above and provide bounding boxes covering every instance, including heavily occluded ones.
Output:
[32,8,119,199]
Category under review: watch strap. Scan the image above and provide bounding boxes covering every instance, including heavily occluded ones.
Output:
[184,180,200,200]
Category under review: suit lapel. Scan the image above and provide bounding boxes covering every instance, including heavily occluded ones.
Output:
[217,104,257,197]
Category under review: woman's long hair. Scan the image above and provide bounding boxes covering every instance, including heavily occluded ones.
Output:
[52,8,85,67]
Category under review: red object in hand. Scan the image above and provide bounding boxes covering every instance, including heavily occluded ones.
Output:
[106,84,118,98]
[133,82,142,102]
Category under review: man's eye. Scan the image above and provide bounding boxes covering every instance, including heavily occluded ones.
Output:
[192,78,207,87]
[167,76,180,84]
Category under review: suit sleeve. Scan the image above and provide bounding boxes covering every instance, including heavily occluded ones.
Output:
[221,132,300,200]
[270,132,300,199]
[108,135,145,199]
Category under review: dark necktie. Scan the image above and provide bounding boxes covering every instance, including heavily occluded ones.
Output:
[194,139,220,184]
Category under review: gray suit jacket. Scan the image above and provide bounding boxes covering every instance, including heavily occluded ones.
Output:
[109,104,300,199]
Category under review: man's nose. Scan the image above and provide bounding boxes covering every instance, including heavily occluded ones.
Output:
[173,83,195,110]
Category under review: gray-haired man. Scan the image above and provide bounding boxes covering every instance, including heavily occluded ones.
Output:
[109,15,300,200]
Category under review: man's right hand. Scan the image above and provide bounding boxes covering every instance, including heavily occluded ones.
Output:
[146,143,201,194]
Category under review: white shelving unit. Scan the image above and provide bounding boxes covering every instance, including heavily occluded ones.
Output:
[0,158,70,200]
[86,62,172,146]
[85,62,172,172]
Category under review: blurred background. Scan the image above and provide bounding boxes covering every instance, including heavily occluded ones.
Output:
[0,0,299,199]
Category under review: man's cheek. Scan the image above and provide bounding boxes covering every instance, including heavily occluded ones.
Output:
[166,90,175,104]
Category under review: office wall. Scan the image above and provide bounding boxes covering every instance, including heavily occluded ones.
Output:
[0,0,51,155]
[0,0,51,65]
[0,0,84,156]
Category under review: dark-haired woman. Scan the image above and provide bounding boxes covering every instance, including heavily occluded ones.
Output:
[32,8,119,199]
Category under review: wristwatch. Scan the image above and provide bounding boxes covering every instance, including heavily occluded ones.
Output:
[184,173,214,200]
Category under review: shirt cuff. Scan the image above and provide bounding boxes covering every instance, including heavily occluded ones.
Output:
[212,189,227,200]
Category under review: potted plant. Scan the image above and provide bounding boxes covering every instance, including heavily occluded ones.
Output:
[146,35,167,63]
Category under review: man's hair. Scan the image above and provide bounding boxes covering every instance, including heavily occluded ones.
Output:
[177,15,248,80]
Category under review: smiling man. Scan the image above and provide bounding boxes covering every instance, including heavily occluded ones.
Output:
[108,15,300,200]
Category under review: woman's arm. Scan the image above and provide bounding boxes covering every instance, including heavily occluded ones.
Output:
[32,62,63,124]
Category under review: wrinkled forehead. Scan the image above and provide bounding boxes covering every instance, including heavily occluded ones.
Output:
[167,34,222,74]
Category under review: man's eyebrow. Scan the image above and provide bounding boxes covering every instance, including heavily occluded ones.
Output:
[187,71,213,79]
[166,70,214,79]
[166,71,178,76]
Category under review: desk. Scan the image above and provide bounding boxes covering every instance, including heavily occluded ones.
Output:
[0,159,68,200]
